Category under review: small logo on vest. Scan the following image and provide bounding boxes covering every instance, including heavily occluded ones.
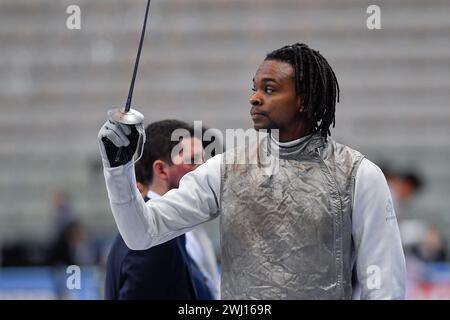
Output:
[385,199,396,222]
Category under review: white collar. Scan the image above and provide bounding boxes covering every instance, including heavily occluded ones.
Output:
[270,133,312,148]
[146,190,162,200]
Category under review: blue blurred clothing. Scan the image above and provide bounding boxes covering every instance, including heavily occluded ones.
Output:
[105,196,213,300]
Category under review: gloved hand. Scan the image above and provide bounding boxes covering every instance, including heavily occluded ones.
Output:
[98,120,143,168]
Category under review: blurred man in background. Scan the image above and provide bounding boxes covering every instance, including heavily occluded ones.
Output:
[48,191,98,267]
[105,120,218,300]
[411,224,447,263]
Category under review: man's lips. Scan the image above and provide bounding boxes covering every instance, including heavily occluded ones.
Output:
[250,110,267,119]
[251,113,266,121]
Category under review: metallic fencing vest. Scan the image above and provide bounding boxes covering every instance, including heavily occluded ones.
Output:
[220,133,364,299]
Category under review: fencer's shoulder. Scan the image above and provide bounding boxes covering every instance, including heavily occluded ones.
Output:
[355,158,387,184]
[326,138,364,158]
[191,153,222,176]
[203,153,223,168]
[322,138,365,174]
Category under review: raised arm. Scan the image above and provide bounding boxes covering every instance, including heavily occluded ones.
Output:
[98,120,222,250]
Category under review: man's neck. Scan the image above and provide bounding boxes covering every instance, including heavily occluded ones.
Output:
[277,121,312,142]
[148,182,168,197]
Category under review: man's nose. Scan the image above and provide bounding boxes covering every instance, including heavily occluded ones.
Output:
[249,93,263,106]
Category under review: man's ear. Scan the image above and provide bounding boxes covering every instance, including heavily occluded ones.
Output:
[153,160,169,181]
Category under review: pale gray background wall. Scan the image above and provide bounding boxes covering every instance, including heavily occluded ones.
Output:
[0,0,449,253]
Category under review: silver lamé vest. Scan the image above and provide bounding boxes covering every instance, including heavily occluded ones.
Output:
[220,133,364,299]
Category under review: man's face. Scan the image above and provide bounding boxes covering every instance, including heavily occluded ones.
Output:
[250,59,302,131]
[167,137,204,190]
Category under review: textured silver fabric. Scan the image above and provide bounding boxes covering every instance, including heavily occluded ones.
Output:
[220,133,364,299]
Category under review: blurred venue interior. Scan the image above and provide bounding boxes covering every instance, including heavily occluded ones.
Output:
[0,0,449,299]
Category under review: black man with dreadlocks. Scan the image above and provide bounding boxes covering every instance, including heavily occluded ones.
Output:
[98,43,405,299]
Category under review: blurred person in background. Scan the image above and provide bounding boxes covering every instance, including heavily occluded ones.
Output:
[98,43,406,299]
[49,215,99,299]
[386,169,424,222]
[382,167,429,255]
[50,191,77,239]
[105,120,218,300]
[48,191,97,267]
[411,224,448,263]
[50,220,97,266]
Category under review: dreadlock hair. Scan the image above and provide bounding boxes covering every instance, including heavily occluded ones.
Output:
[265,43,340,139]
[137,119,195,183]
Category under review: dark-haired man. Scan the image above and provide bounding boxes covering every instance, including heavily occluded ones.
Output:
[98,43,405,299]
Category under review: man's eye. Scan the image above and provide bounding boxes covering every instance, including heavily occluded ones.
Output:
[251,87,256,92]
[265,87,274,94]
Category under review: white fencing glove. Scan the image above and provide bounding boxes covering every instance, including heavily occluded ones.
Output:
[98,120,145,168]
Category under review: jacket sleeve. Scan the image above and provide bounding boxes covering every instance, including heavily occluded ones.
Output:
[352,158,406,299]
[103,154,222,250]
